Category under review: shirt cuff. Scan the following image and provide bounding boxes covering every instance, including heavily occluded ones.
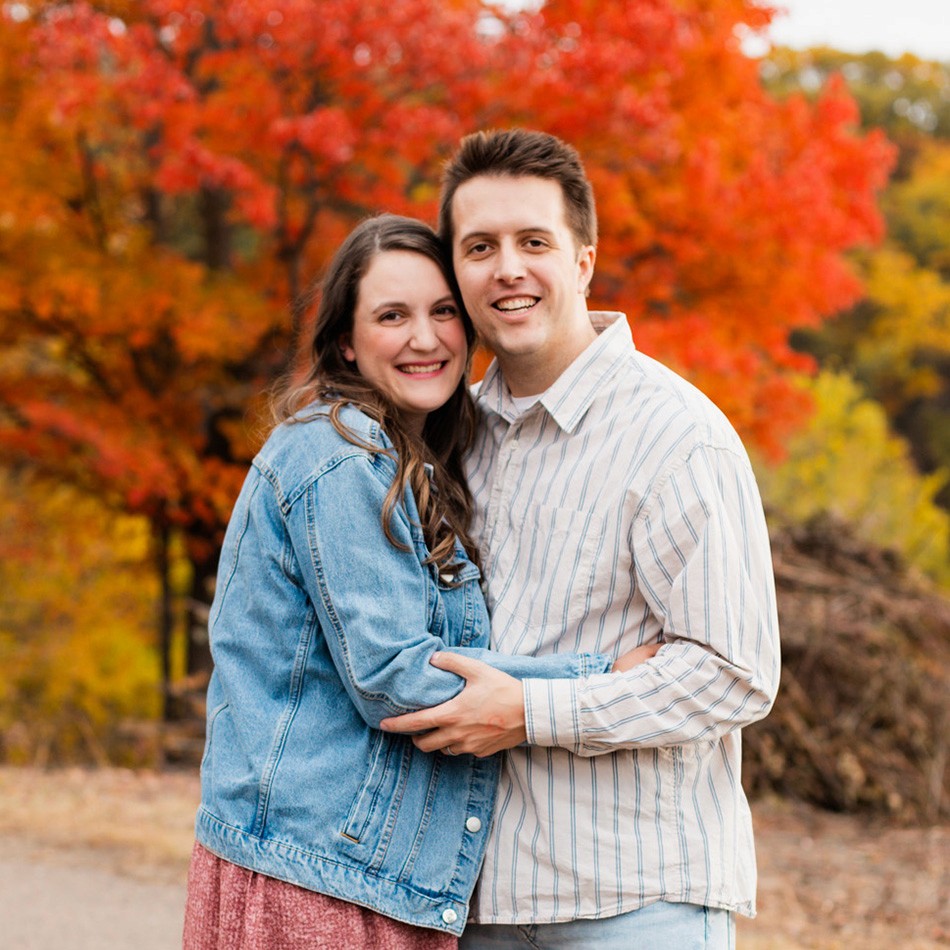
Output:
[523,678,582,749]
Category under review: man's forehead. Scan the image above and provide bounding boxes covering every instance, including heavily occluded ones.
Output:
[451,175,568,237]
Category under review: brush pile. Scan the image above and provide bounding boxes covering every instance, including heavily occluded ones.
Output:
[743,515,950,823]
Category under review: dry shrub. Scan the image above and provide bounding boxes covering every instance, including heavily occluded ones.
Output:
[744,514,950,824]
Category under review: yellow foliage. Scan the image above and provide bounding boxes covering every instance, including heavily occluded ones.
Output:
[0,470,162,765]
[756,371,950,586]
[884,142,950,276]
[852,246,950,404]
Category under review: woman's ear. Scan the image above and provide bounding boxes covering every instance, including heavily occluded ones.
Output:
[339,334,356,362]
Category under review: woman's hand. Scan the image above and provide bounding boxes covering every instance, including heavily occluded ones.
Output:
[612,641,662,673]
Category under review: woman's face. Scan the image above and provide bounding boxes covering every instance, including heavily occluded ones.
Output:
[342,250,468,434]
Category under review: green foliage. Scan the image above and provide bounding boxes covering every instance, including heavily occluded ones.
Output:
[0,471,163,764]
[756,372,950,587]
[761,48,950,142]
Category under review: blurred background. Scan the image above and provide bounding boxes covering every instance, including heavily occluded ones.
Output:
[0,1,947,946]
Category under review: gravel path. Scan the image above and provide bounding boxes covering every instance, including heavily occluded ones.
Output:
[0,836,186,950]
[1,767,947,949]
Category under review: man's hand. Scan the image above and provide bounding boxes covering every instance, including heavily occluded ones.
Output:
[379,652,526,757]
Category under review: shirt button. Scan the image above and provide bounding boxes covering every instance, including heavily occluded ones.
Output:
[441,908,458,925]
[465,816,482,833]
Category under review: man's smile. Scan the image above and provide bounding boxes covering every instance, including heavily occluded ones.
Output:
[493,296,539,314]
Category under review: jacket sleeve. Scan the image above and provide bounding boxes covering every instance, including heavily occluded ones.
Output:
[521,443,781,755]
[288,452,610,729]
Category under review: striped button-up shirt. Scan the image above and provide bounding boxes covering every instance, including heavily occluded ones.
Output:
[466,312,780,924]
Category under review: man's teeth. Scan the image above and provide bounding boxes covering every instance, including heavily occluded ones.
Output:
[496,297,537,312]
[400,362,444,374]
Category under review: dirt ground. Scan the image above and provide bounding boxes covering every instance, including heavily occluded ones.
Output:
[0,766,947,949]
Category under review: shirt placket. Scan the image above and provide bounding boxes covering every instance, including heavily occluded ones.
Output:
[482,415,524,590]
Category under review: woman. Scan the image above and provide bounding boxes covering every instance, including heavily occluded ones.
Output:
[182,215,618,949]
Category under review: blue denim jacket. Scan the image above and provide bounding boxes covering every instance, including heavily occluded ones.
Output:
[195,403,611,935]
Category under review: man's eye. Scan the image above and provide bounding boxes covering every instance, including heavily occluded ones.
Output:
[467,243,490,256]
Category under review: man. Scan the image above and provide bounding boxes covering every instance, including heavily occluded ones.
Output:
[381,129,780,948]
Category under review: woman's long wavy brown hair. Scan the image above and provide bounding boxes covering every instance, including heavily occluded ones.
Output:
[271,214,480,576]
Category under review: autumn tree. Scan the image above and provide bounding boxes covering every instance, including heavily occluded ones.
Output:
[0,469,162,763]
[764,49,950,503]
[754,370,950,587]
[0,0,894,690]
[761,48,950,175]
[479,0,893,451]
[0,0,493,691]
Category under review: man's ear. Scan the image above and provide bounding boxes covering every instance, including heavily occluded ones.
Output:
[577,245,596,295]
[339,334,355,362]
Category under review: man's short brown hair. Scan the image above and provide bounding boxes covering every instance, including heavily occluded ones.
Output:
[438,129,597,250]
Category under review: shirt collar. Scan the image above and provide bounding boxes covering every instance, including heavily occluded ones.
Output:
[475,312,633,433]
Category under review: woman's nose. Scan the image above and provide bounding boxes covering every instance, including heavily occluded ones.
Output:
[408,315,438,350]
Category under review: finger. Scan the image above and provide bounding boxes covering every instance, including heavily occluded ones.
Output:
[381,694,463,732]
[429,651,493,677]
[411,730,454,753]
[380,708,443,733]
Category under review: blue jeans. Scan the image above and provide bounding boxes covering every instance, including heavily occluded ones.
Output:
[460,902,734,949]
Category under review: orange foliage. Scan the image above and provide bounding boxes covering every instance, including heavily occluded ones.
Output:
[0,0,894,603]
[483,0,894,453]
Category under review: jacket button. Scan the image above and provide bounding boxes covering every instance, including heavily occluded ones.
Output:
[465,816,482,833]
[441,908,458,925]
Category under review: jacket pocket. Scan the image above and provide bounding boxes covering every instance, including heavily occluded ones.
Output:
[341,731,404,851]
[201,701,230,770]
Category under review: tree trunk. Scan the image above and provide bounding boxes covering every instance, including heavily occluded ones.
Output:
[200,186,231,271]
[155,512,173,723]
[185,546,219,677]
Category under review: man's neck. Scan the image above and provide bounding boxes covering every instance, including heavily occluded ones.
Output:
[498,324,598,398]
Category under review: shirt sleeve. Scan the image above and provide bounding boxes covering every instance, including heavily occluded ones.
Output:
[289,452,610,730]
[522,442,781,756]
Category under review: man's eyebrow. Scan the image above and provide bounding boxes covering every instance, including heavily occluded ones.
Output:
[459,227,556,243]
[458,230,494,244]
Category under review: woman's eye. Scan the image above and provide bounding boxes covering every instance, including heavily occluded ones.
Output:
[433,305,459,318]
[379,311,403,323]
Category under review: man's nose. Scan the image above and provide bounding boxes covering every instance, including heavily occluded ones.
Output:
[494,243,526,283]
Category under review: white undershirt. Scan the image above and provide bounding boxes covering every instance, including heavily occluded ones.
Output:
[508,393,540,416]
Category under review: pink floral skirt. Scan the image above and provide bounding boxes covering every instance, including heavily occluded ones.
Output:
[183,842,458,950]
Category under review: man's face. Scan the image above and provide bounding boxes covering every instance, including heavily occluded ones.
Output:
[450,175,595,396]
